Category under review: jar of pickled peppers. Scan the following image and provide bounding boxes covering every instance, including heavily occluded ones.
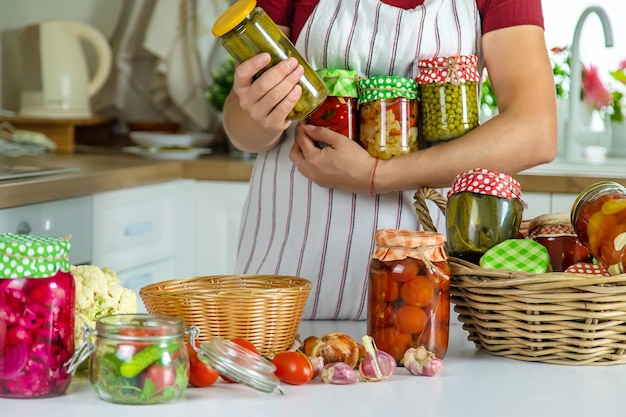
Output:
[212,0,327,120]
[358,76,419,160]
[416,55,480,142]
[307,68,359,143]
[368,229,450,362]
[0,233,75,399]
[446,168,525,264]
[528,212,591,272]
[571,181,626,275]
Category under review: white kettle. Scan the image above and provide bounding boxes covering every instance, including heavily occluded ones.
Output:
[19,20,112,118]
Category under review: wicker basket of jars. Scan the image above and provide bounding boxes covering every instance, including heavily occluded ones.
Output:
[414,186,626,365]
[139,274,312,356]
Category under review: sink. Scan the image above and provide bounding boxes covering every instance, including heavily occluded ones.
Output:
[0,164,79,181]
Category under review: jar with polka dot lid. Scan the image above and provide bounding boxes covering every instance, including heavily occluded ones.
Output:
[0,233,75,398]
[416,55,480,143]
[445,168,525,264]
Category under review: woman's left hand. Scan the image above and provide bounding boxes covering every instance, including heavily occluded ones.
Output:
[290,123,376,194]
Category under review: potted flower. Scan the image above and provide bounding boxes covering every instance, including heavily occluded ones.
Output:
[608,60,626,156]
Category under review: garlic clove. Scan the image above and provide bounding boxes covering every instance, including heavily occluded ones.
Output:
[320,362,358,384]
[403,346,444,377]
[359,335,396,381]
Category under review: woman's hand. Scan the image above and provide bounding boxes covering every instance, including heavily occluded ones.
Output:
[223,53,305,152]
[290,123,376,194]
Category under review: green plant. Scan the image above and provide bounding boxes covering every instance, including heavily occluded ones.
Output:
[205,59,235,112]
[609,64,626,123]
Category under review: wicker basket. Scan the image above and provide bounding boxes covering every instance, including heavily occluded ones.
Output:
[139,274,312,356]
[414,186,626,365]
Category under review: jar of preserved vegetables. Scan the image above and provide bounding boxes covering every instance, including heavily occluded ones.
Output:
[307,68,359,143]
[571,181,626,275]
[67,314,281,404]
[446,168,525,264]
[368,229,450,362]
[0,233,74,399]
[528,212,591,272]
[212,0,327,120]
[358,76,419,160]
[416,55,480,142]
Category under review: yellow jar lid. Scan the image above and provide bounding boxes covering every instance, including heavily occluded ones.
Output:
[212,0,257,37]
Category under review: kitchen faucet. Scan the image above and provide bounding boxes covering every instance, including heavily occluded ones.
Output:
[563,6,614,162]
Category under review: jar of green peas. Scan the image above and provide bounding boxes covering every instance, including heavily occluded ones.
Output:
[416,55,480,142]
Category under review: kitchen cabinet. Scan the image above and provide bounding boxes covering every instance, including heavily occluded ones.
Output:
[193,180,249,276]
[521,191,578,220]
[91,180,195,296]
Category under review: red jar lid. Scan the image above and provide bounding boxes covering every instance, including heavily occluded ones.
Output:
[528,213,577,238]
[416,54,480,84]
[447,168,525,206]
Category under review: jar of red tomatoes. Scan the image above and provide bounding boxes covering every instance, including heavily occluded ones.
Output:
[358,76,419,160]
[416,55,480,142]
[368,229,450,363]
[528,212,591,272]
[307,68,359,143]
[571,181,626,275]
[0,233,75,398]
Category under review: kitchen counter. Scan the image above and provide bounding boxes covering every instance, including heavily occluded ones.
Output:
[1,150,626,208]
[2,319,626,417]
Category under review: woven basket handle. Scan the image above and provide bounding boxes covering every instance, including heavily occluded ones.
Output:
[413,187,447,233]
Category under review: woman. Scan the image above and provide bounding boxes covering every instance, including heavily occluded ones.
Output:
[222,0,557,320]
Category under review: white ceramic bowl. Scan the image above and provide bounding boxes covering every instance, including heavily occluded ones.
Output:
[129,132,215,149]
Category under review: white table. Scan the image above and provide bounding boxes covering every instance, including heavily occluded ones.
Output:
[2,320,626,417]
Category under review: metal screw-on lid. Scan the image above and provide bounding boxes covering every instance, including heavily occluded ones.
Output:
[212,0,257,37]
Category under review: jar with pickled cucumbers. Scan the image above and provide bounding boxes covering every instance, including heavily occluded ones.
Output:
[446,168,525,264]
[358,76,419,159]
[0,233,75,399]
[212,0,327,120]
[368,229,450,362]
[306,68,359,142]
[416,55,480,142]
[571,181,626,275]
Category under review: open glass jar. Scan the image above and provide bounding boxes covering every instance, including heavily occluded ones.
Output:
[368,229,450,362]
[0,233,74,399]
[67,313,281,404]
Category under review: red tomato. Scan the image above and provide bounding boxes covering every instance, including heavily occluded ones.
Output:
[140,363,178,393]
[272,351,314,385]
[221,338,260,383]
[186,343,219,387]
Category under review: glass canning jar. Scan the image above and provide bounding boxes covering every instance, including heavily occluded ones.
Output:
[368,229,450,362]
[358,76,419,160]
[212,0,327,120]
[0,233,74,399]
[528,212,592,272]
[417,55,480,142]
[306,68,359,143]
[446,168,525,264]
[571,181,626,275]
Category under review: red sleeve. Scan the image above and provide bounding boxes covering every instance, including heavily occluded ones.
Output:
[257,0,318,42]
[476,0,544,34]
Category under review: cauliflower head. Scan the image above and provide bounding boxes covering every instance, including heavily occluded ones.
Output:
[71,265,138,348]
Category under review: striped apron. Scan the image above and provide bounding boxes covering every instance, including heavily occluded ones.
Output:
[234,0,481,320]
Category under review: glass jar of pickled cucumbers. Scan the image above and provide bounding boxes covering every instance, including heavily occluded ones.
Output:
[446,168,525,264]
[212,0,327,120]
[307,68,359,142]
[417,55,480,142]
[368,229,450,362]
[358,76,419,160]
[571,181,626,275]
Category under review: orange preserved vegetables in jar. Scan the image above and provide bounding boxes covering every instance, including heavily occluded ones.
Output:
[571,181,626,275]
[368,229,450,362]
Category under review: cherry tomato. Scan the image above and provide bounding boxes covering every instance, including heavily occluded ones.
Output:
[140,363,178,394]
[272,351,314,385]
[221,338,260,383]
[186,343,219,387]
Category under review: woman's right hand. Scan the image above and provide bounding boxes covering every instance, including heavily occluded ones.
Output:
[231,52,304,132]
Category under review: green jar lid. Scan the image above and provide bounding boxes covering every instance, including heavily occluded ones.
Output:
[0,233,71,278]
[316,68,359,98]
[358,76,418,104]
[479,239,550,274]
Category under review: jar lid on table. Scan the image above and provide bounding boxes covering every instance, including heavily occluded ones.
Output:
[0,233,70,278]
